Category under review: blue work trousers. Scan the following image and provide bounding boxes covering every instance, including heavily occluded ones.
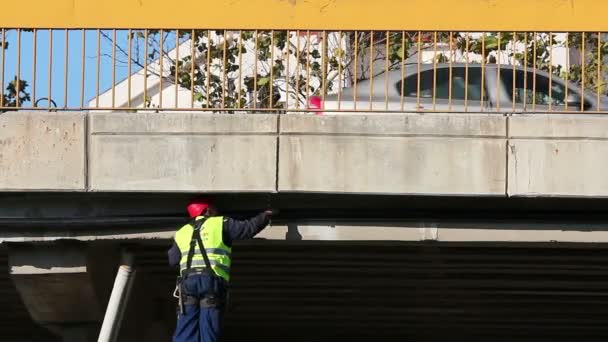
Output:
[173,273,227,342]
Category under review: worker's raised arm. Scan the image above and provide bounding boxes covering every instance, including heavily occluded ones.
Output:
[223,211,273,243]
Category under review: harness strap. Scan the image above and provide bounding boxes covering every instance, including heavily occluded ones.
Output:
[186,217,207,270]
[185,217,218,279]
[194,222,213,271]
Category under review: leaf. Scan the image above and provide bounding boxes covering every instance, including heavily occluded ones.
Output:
[258,77,270,86]
[397,46,405,59]
[193,93,204,102]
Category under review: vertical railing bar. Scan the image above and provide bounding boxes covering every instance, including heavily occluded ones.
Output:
[253,30,258,110]
[549,32,553,112]
[497,32,501,112]
[0,29,5,108]
[222,29,228,110]
[159,29,164,108]
[206,30,212,109]
[80,29,85,109]
[337,30,342,110]
[533,32,537,111]
[581,32,586,112]
[400,31,405,111]
[33,29,38,107]
[565,32,569,111]
[449,31,453,111]
[321,30,327,103]
[465,32,469,111]
[16,28,21,107]
[49,29,54,110]
[237,30,243,110]
[481,32,486,111]
[175,29,180,109]
[295,30,300,110]
[385,30,390,111]
[64,29,68,108]
[269,30,274,110]
[286,30,291,111]
[96,29,100,108]
[353,31,358,110]
[432,31,437,111]
[127,29,132,109]
[191,29,196,109]
[512,32,517,112]
[305,30,310,109]
[111,29,116,108]
[369,31,374,111]
[597,32,601,112]
[416,31,421,110]
[143,29,149,109]
[523,33,528,111]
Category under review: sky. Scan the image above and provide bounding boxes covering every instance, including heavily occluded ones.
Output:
[2,29,179,109]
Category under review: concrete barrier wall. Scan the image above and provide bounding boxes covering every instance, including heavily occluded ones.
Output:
[0,112,85,191]
[278,114,507,195]
[88,113,278,192]
[3,111,608,197]
[508,115,608,197]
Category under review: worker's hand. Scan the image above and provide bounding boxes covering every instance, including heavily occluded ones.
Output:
[264,209,279,216]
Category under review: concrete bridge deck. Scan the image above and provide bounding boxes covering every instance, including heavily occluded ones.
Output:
[3,111,608,197]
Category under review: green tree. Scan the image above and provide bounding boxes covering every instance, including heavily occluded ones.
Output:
[0,37,31,112]
[459,32,606,94]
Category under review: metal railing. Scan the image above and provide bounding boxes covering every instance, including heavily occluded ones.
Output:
[0,29,606,114]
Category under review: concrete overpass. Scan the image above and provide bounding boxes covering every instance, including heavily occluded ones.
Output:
[3,111,608,341]
[4,111,607,196]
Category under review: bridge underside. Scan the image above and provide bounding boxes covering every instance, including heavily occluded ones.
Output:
[3,240,608,342]
[4,193,608,341]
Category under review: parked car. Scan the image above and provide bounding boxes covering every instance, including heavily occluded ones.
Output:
[311,63,608,114]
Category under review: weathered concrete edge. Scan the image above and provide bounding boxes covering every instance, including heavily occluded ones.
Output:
[509,114,608,139]
[0,112,87,191]
[4,224,608,243]
[89,112,279,134]
[280,113,507,137]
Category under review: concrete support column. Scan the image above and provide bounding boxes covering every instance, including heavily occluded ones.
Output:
[7,242,119,340]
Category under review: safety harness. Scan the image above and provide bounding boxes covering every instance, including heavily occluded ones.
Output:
[174,217,225,313]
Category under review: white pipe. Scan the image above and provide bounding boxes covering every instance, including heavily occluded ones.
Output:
[98,251,136,342]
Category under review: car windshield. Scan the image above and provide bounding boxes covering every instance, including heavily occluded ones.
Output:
[397,67,484,101]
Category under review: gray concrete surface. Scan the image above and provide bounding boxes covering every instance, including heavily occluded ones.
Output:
[88,113,278,192]
[8,244,114,328]
[508,114,608,197]
[3,111,608,197]
[0,112,85,191]
[278,114,506,194]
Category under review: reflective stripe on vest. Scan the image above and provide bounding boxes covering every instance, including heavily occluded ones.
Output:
[174,216,232,281]
[179,259,231,275]
[188,248,231,258]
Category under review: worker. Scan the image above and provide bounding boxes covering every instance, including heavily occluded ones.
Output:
[168,198,275,342]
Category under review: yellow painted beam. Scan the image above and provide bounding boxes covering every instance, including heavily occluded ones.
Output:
[0,0,606,31]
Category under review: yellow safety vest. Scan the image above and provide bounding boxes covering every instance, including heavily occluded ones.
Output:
[174,216,232,282]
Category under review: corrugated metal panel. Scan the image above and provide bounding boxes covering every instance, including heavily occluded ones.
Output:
[0,250,59,341]
[4,242,608,341]
[136,242,608,341]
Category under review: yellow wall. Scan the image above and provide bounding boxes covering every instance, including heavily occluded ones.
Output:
[1,0,606,31]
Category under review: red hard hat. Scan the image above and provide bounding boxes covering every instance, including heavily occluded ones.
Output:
[187,198,212,218]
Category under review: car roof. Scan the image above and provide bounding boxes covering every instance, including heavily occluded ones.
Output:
[338,63,602,103]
